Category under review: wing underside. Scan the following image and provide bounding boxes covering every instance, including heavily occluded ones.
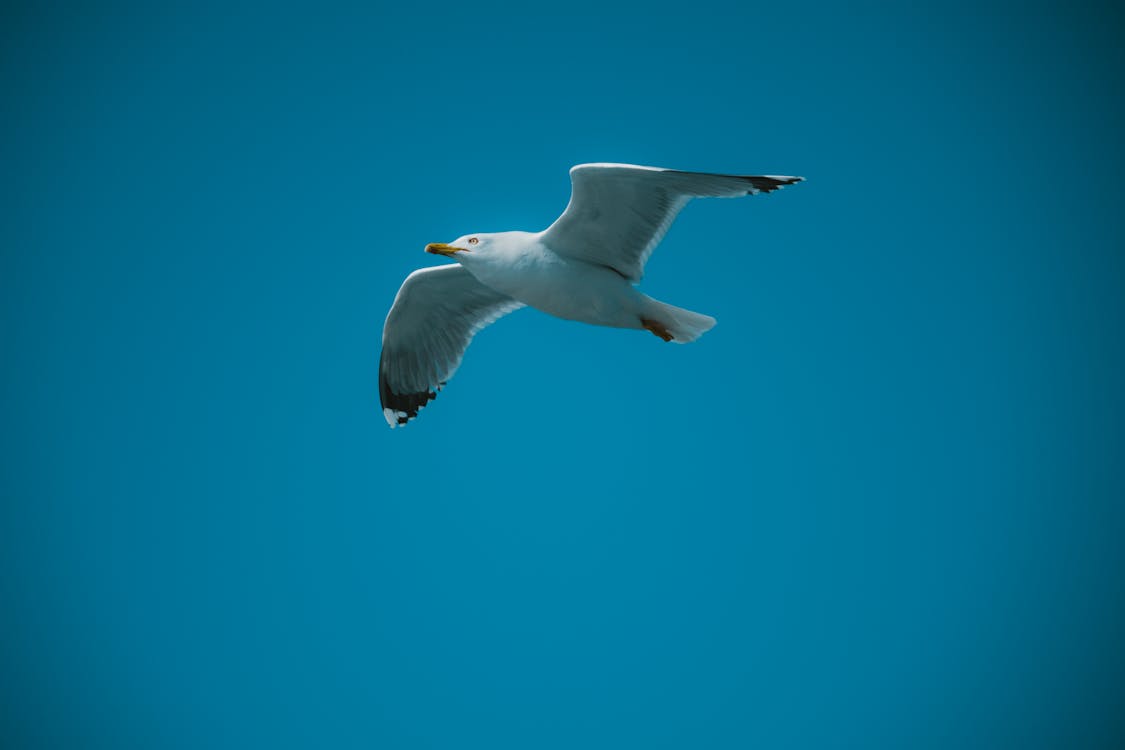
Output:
[540,163,803,282]
[379,265,523,426]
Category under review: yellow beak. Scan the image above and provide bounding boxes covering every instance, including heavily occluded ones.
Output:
[425,243,465,257]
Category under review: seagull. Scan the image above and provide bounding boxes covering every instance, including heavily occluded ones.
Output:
[379,163,803,427]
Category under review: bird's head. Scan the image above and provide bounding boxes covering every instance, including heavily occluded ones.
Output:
[425,233,494,259]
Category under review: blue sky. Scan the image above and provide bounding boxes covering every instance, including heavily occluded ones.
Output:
[3,2,1124,748]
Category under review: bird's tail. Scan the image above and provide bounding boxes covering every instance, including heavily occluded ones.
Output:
[643,298,717,343]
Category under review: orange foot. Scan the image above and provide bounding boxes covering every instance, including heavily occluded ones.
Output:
[641,318,674,342]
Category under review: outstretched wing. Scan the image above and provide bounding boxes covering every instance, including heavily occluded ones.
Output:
[539,163,803,282]
[380,265,524,427]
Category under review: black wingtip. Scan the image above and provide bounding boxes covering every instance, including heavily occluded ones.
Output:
[744,175,805,194]
[379,349,438,427]
[380,386,437,427]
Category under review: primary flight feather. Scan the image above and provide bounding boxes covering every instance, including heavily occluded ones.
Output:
[379,163,803,427]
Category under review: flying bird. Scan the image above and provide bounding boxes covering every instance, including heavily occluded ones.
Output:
[379,163,803,427]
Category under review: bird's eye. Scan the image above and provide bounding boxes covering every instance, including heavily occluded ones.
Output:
[468,237,479,245]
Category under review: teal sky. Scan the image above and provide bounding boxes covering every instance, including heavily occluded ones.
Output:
[3,2,1124,748]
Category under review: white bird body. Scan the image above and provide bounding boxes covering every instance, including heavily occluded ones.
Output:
[379,163,803,426]
[458,232,645,330]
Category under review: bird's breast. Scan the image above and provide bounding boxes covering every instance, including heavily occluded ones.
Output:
[471,248,639,327]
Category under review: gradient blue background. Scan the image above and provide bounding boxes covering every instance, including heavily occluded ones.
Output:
[3,2,1124,747]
